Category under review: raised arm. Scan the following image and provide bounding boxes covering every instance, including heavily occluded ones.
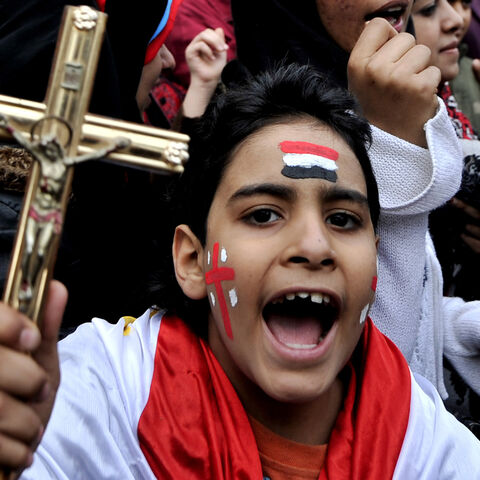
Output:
[181,28,229,119]
[0,114,34,152]
[65,137,130,166]
[348,18,440,148]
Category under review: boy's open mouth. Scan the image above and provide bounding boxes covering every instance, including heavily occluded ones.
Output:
[263,292,339,350]
[365,4,407,30]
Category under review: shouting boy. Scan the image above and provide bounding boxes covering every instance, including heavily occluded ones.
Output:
[1,65,479,479]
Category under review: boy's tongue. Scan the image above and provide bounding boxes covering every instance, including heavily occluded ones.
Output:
[266,315,322,346]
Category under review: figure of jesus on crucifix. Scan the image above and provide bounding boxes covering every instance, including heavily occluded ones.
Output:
[0,113,129,311]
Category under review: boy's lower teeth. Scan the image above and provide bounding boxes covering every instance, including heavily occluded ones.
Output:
[286,343,317,350]
[285,333,329,350]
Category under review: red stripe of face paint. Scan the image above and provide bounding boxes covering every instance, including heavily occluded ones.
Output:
[279,141,339,160]
[205,243,235,339]
[371,276,378,292]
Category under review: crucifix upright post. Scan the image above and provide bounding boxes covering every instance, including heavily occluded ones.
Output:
[0,5,189,323]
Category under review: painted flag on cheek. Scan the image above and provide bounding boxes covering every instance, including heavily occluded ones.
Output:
[280,141,338,182]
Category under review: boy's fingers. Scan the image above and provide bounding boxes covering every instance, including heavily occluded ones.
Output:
[0,433,34,471]
[0,348,47,398]
[0,305,40,353]
[352,17,398,60]
[0,392,42,444]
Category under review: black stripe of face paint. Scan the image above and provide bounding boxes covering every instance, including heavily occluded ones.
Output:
[281,166,337,182]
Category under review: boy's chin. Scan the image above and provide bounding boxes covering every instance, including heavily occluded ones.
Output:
[259,372,340,406]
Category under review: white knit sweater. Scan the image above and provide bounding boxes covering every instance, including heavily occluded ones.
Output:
[369,98,480,399]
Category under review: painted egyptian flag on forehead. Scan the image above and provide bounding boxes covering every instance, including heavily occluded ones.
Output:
[279,141,338,182]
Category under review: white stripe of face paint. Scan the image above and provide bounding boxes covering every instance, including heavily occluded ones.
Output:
[229,288,238,307]
[220,247,228,263]
[282,152,338,170]
[359,303,369,325]
[210,291,216,307]
[207,251,211,265]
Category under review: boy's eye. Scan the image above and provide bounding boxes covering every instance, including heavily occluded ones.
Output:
[244,208,281,225]
[326,211,361,229]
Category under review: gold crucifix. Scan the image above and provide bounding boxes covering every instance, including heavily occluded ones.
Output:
[0,5,189,324]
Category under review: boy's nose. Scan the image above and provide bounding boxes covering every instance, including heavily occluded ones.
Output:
[282,216,337,270]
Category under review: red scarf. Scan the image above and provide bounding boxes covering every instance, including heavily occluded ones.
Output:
[440,83,478,140]
[138,315,411,479]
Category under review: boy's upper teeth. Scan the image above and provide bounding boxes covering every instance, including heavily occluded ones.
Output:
[273,292,331,304]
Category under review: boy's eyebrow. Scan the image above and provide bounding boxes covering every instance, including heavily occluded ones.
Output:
[228,183,369,208]
[228,183,297,203]
[323,186,369,207]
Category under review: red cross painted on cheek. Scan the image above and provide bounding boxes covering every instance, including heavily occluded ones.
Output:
[205,242,235,339]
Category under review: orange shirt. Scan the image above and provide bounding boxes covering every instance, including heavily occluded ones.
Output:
[249,416,327,480]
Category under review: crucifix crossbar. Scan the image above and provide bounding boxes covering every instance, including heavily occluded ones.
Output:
[0,5,189,324]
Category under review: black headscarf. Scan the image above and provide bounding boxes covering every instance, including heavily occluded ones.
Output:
[229,0,415,89]
[230,0,350,88]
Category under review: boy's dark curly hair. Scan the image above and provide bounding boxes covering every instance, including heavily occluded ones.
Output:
[147,63,380,337]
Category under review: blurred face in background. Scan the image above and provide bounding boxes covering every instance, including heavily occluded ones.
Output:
[412,0,467,82]
[136,44,176,112]
[451,0,473,34]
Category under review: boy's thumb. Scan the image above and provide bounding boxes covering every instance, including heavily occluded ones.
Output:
[34,280,68,378]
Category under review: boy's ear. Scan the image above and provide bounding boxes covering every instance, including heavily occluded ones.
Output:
[173,224,207,300]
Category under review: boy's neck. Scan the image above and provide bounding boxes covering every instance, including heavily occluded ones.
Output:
[243,376,345,445]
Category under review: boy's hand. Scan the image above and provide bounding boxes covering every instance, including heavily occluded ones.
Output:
[348,18,440,147]
[185,27,228,89]
[0,281,66,474]
[451,197,480,253]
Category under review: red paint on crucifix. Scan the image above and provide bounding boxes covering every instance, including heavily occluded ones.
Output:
[205,242,235,339]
